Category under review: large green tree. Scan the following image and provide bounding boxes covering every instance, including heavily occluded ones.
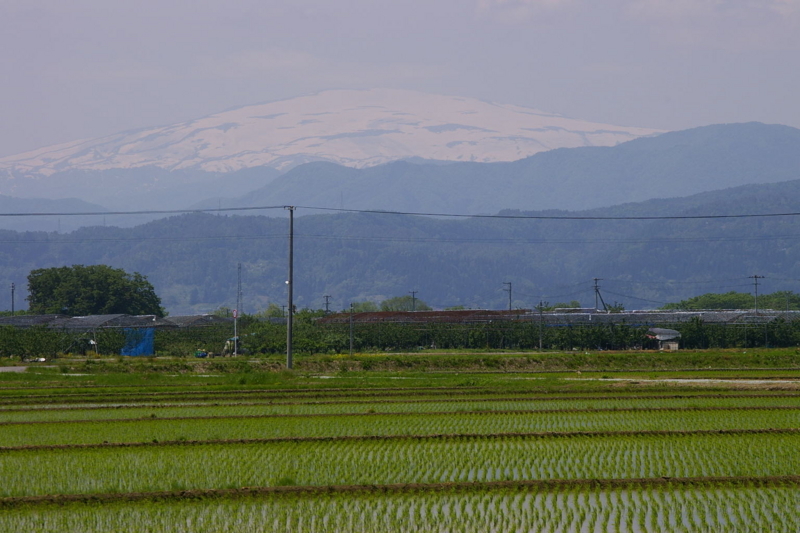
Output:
[27,265,165,317]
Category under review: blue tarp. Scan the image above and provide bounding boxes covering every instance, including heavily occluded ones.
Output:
[121,328,154,356]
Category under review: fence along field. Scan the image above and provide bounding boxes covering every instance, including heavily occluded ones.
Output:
[2,369,800,531]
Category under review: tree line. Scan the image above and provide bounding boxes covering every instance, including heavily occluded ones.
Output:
[661,291,800,311]
[4,311,800,358]
[4,191,800,314]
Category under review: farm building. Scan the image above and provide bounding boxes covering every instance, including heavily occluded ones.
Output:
[647,328,682,351]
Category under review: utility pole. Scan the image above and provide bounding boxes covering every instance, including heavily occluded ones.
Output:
[233,307,238,356]
[594,278,601,310]
[323,295,332,314]
[349,303,354,357]
[10,283,14,316]
[750,275,765,314]
[409,291,418,312]
[503,282,512,311]
[234,263,242,357]
[538,300,544,352]
[281,305,286,317]
[593,278,608,312]
[285,206,295,369]
[237,263,243,316]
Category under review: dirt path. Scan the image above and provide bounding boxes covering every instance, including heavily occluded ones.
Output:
[0,367,27,373]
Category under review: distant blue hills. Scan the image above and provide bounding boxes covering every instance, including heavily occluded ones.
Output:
[1,172,800,314]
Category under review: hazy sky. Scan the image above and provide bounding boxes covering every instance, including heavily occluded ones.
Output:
[2,0,799,157]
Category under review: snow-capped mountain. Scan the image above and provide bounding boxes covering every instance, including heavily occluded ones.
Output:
[0,89,660,176]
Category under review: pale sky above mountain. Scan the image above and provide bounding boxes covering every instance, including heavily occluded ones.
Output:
[1,0,799,158]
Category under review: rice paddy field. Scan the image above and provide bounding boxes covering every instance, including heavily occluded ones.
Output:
[2,358,800,531]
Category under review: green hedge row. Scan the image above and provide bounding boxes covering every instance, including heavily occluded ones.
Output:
[2,316,800,357]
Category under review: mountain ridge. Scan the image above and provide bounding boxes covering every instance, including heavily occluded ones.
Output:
[0,89,659,177]
[210,122,800,214]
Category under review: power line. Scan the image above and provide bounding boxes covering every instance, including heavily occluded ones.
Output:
[296,205,800,221]
[502,277,763,303]
[6,228,800,245]
[5,229,800,246]
[679,283,756,291]
[496,276,784,305]
[0,205,286,217]
[294,232,800,245]
[5,203,800,221]
[767,277,800,283]
[515,287,594,301]
[602,277,748,286]
[549,280,596,289]
[601,289,671,306]
[516,280,760,307]
[0,234,288,244]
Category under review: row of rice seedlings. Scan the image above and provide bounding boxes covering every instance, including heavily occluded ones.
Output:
[0,383,499,397]
[0,391,521,411]
[1,432,798,497]
[4,394,800,424]
[0,394,522,418]
[0,386,521,406]
[0,379,700,403]
[4,383,778,409]
[0,382,227,396]
[2,483,799,532]
[2,407,798,448]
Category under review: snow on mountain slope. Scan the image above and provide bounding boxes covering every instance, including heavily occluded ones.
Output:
[0,89,661,176]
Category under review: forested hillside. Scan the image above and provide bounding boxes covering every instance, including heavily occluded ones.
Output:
[1,176,799,314]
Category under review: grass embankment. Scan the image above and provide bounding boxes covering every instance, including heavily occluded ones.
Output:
[3,346,800,376]
[299,347,800,373]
